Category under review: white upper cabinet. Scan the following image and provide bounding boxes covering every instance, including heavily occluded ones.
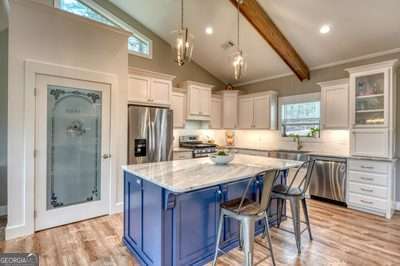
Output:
[171,91,186,128]
[181,81,214,121]
[210,96,222,129]
[319,79,349,129]
[238,97,253,129]
[150,78,171,105]
[128,75,150,103]
[128,68,175,106]
[220,90,239,129]
[346,60,398,158]
[238,91,278,129]
[253,95,273,129]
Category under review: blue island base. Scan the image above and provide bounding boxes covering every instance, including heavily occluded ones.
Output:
[123,171,287,266]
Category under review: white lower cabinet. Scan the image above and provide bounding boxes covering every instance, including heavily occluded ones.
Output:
[347,159,396,219]
[350,129,390,158]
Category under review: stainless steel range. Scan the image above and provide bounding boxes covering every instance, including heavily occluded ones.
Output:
[179,135,217,158]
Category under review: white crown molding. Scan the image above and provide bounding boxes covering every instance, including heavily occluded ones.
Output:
[234,72,293,87]
[128,66,176,81]
[345,59,399,74]
[234,47,400,87]
[179,80,215,89]
[317,78,349,88]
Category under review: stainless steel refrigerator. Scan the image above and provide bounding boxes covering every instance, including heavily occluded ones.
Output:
[128,105,173,164]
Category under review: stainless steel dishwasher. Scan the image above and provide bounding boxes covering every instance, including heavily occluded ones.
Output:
[309,156,347,205]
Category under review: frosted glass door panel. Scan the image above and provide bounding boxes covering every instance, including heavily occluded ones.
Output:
[47,85,102,209]
[355,73,385,125]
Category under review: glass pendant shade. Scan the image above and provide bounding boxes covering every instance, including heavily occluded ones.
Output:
[232,49,246,80]
[175,27,194,66]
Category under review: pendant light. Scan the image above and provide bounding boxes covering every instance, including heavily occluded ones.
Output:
[232,0,246,80]
[174,0,194,66]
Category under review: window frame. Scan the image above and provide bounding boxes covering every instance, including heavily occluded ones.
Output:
[54,0,153,59]
[278,92,321,139]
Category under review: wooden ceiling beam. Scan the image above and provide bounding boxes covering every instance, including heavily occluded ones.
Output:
[229,0,310,81]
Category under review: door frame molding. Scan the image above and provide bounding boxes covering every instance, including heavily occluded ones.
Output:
[7,59,119,239]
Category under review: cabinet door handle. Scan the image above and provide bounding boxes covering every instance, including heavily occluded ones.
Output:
[102,154,112,159]
[136,179,141,185]
[360,165,374,170]
[360,199,373,205]
[360,188,373,193]
[360,177,374,181]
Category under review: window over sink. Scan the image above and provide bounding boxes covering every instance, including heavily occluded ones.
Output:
[279,93,321,137]
[55,0,152,58]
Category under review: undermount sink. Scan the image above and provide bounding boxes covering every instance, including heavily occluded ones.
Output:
[268,150,309,161]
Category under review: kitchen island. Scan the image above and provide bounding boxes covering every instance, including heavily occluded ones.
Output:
[122,154,302,266]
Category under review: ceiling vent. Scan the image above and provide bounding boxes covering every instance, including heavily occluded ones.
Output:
[221,41,235,50]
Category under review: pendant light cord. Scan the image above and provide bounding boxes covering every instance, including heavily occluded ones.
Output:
[237,0,240,49]
[181,0,184,30]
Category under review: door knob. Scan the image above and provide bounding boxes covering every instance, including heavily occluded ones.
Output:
[102,154,112,159]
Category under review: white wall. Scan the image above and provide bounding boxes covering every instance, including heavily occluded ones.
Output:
[7,0,128,239]
[0,28,7,213]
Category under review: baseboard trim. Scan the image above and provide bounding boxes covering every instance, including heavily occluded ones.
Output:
[111,201,123,214]
[5,223,34,240]
[0,205,7,216]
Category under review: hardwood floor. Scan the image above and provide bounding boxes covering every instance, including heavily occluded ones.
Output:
[1,200,399,266]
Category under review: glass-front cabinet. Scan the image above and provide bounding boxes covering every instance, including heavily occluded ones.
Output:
[352,71,388,127]
[347,60,398,158]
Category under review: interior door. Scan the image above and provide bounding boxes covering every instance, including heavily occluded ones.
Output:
[35,74,111,231]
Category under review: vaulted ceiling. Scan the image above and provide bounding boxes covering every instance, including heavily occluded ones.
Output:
[110,0,400,84]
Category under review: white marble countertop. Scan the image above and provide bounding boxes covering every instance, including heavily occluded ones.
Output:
[122,154,302,193]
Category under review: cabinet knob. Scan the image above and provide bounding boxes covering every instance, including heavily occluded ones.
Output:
[102,154,112,159]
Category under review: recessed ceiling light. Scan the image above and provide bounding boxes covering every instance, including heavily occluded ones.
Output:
[205,26,213,35]
[320,24,331,34]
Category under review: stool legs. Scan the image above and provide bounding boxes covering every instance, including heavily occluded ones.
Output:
[301,198,313,240]
[264,214,276,266]
[242,217,255,266]
[289,197,302,254]
[212,212,224,266]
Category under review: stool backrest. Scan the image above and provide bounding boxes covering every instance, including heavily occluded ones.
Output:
[236,169,279,215]
[287,160,315,195]
[259,169,280,212]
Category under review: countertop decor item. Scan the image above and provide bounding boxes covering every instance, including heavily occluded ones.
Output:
[225,130,235,146]
[209,150,235,165]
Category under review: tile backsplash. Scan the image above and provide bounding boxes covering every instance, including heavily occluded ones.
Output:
[174,125,349,154]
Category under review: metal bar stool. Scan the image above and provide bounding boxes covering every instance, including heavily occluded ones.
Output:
[212,169,279,266]
[272,160,315,254]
